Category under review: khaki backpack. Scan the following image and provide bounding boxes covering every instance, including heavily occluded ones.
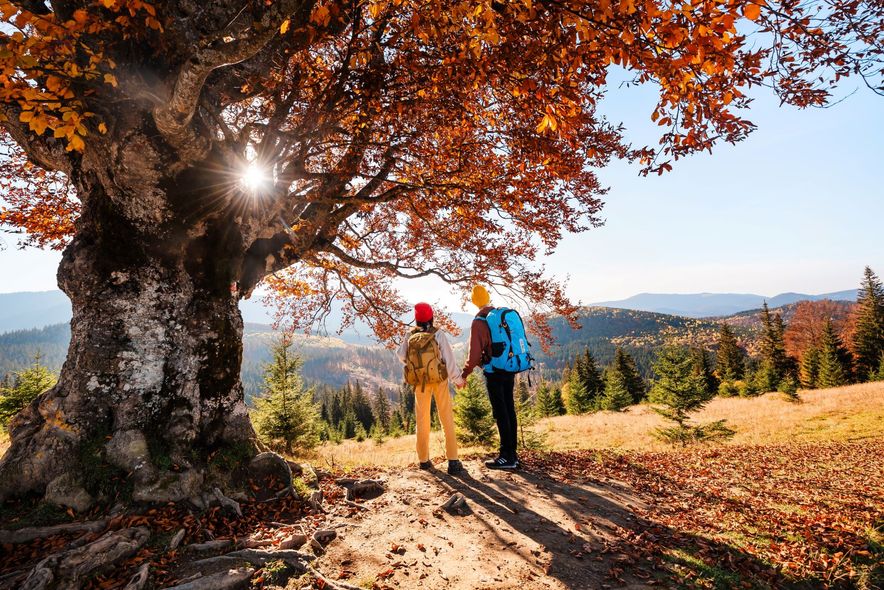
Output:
[404,327,448,387]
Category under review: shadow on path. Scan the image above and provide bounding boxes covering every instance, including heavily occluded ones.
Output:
[432,462,794,589]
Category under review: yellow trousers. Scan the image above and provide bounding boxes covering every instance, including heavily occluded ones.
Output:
[414,380,459,462]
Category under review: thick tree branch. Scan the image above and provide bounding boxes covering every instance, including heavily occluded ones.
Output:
[152,0,312,161]
[0,104,72,175]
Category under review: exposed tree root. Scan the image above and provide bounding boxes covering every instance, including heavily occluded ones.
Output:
[21,526,150,590]
[160,567,254,590]
[0,520,109,544]
[122,562,150,590]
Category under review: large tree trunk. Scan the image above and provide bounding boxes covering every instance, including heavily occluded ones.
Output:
[0,154,263,505]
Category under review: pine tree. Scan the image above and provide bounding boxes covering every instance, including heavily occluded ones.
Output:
[575,347,605,401]
[598,368,632,411]
[816,319,853,388]
[850,266,884,381]
[536,382,565,417]
[515,381,546,450]
[516,377,531,408]
[565,368,594,414]
[799,346,821,389]
[690,347,720,395]
[453,374,496,446]
[251,337,320,454]
[396,384,416,435]
[756,303,794,392]
[351,381,375,432]
[715,323,745,381]
[609,348,647,403]
[872,353,884,382]
[0,357,57,428]
[649,346,733,446]
[372,388,392,433]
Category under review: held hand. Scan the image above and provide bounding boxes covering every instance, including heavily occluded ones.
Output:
[453,376,466,389]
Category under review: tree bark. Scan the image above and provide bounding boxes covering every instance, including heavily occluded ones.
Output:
[0,150,261,504]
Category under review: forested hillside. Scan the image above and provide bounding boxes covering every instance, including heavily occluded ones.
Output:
[0,301,859,393]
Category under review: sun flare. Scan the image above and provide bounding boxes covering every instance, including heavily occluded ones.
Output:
[241,164,267,193]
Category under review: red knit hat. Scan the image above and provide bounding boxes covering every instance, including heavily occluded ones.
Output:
[414,302,433,323]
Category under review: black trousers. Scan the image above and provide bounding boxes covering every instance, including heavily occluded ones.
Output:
[484,371,517,460]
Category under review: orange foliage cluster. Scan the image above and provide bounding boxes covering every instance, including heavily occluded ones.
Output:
[1,0,881,340]
[783,300,855,361]
[0,0,159,151]
[0,137,78,249]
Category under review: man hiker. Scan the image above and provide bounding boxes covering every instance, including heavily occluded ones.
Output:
[457,285,522,470]
[397,302,464,475]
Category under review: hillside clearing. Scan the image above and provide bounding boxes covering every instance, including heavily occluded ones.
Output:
[313,382,884,468]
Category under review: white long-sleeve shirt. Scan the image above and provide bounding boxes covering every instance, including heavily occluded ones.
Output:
[397,328,458,384]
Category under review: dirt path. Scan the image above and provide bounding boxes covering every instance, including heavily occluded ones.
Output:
[311,459,655,590]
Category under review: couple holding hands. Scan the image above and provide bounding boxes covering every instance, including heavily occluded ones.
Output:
[396,285,533,475]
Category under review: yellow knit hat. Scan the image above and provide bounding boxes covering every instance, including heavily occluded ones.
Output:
[471,285,490,308]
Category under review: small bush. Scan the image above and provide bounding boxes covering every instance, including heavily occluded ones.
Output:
[717,380,740,398]
[778,376,800,402]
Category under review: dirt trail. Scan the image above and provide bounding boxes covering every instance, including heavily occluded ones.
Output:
[312,459,655,590]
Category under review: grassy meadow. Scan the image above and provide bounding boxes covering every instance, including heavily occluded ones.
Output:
[311,381,884,467]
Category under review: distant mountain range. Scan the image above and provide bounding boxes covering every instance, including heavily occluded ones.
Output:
[592,290,858,318]
[0,288,858,334]
[0,288,859,392]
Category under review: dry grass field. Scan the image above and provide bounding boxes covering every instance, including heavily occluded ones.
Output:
[313,381,884,467]
[1,382,880,467]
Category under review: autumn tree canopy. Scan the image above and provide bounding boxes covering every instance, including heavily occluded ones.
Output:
[2,0,882,335]
[0,0,881,504]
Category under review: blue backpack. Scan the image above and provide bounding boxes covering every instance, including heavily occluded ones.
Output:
[479,307,534,374]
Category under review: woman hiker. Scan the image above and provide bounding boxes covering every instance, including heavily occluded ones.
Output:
[397,302,464,475]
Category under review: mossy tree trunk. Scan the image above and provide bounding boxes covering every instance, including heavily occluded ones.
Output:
[0,124,287,504]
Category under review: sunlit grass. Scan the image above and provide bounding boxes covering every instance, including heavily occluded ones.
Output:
[310,381,884,467]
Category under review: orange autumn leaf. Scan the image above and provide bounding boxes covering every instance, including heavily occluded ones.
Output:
[743,4,761,21]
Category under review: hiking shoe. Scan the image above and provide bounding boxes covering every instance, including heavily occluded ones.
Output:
[418,461,433,470]
[484,456,508,469]
[487,456,519,470]
[447,460,464,476]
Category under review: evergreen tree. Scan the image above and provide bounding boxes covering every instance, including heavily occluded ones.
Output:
[649,346,733,446]
[690,347,720,395]
[565,368,594,414]
[536,382,565,417]
[715,323,745,381]
[396,384,416,435]
[251,337,320,454]
[598,368,632,411]
[351,381,375,432]
[453,374,496,446]
[0,357,57,428]
[515,382,546,450]
[609,348,647,403]
[850,266,884,381]
[575,347,605,401]
[756,303,794,392]
[372,388,392,433]
[517,377,531,406]
[872,353,884,382]
[817,319,853,388]
[799,346,821,389]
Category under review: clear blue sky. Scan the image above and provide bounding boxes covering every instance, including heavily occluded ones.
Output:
[2,76,882,313]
